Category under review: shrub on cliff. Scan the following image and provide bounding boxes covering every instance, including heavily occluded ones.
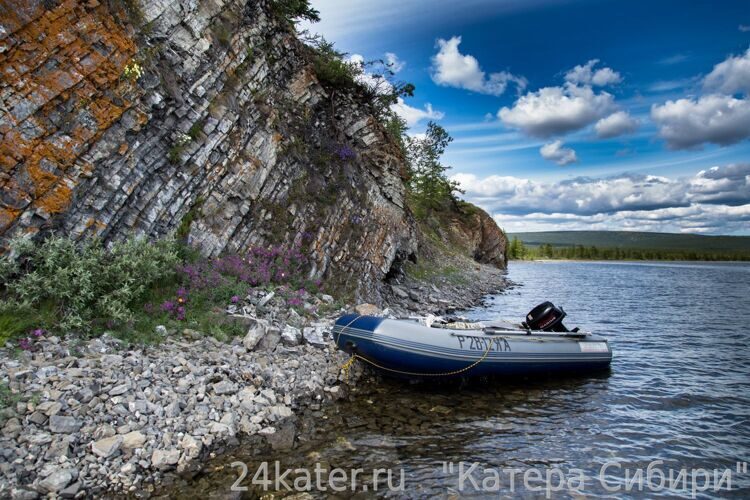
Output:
[311,39,360,90]
[272,0,320,24]
[0,236,180,334]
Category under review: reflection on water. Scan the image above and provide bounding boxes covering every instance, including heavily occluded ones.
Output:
[178,261,750,498]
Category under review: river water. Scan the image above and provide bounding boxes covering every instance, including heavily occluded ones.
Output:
[179,261,750,498]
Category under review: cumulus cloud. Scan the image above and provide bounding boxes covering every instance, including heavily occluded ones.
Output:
[391,98,444,127]
[492,204,750,234]
[739,25,750,33]
[650,94,750,149]
[385,52,405,72]
[595,111,639,138]
[452,164,750,233]
[499,83,616,137]
[454,172,688,215]
[565,59,622,86]
[431,36,527,96]
[455,163,749,215]
[539,140,578,165]
[689,163,750,205]
[703,47,750,95]
[650,47,750,150]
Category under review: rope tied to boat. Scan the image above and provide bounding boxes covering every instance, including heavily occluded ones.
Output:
[338,314,496,378]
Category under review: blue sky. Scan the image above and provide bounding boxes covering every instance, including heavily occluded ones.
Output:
[303,0,750,234]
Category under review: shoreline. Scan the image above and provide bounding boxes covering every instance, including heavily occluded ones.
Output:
[0,263,508,498]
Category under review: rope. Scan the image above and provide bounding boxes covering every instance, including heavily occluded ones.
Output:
[337,315,496,378]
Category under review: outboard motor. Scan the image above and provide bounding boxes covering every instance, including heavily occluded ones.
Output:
[524,301,570,332]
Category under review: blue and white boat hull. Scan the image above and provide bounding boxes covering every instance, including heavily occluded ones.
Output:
[333,314,612,378]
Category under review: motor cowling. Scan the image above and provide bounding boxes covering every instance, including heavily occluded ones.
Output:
[524,301,569,332]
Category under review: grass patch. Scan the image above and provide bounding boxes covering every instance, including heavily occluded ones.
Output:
[0,301,57,347]
[176,196,205,241]
[0,381,21,413]
[404,261,468,285]
[188,120,205,140]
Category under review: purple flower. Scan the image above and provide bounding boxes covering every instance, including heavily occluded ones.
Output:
[334,144,356,161]
[176,287,188,298]
[287,296,304,307]
[160,300,175,312]
[231,295,240,304]
[31,328,45,338]
[18,338,31,350]
[176,306,186,321]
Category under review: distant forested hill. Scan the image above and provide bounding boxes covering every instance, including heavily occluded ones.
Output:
[506,231,750,261]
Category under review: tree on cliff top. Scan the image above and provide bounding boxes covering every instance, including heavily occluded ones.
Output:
[272,0,320,24]
[405,122,464,217]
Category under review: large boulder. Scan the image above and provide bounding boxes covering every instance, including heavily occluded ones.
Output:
[49,416,81,434]
[121,431,146,451]
[151,449,180,470]
[91,436,122,458]
[354,303,380,316]
[243,319,269,351]
[280,325,302,346]
[38,469,74,493]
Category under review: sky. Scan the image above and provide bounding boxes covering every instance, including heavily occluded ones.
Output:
[301,0,750,235]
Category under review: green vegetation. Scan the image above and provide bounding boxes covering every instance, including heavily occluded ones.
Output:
[311,39,360,89]
[0,237,180,335]
[404,122,464,219]
[0,236,326,348]
[168,133,191,164]
[175,196,205,241]
[403,260,468,285]
[0,381,21,413]
[271,0,321,24]
[305,36,416,126]
[507,234,750,261]
[188,120,205,140]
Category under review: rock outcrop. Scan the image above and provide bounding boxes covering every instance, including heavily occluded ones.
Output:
[448,204,508,268]
[0,0,504,298]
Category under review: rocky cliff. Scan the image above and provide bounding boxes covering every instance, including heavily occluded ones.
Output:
[0,0,504,299]
[447,203,508,269]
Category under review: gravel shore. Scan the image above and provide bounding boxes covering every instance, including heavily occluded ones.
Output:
[0,263,507,498]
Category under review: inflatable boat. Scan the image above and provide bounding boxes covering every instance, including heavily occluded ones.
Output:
[333,302,612,378]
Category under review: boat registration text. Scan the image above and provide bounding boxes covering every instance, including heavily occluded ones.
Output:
[456,335,512,352]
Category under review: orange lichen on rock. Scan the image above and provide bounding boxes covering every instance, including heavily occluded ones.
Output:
[34,182,73,215]
[85,217,107,231]
[0,207,21,232]
[0,0,138,238]
[25,161,60,198]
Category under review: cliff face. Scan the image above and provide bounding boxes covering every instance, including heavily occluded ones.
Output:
[448,205,508,268]
[0,0,504,298]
